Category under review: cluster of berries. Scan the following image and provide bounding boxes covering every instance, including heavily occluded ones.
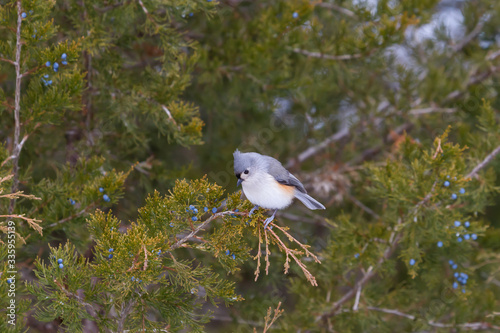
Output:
[99,187,111,202]
[41,74,52,86]
[188,205,199,221]
[449,260,468,293]
[452,220,477,243]
[187,204,218,222]
[45,53,68,73]
[21,10,33,19]
[443,176,465,200]
[57,258,64,269]
[108,248,113,259]
[225,249,236,260]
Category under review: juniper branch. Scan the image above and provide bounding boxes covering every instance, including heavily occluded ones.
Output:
[48,202,98,228]
[317,181,439,322]
[169,210,246,251]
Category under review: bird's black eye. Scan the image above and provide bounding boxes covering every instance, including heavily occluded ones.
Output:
[244,170,249,174]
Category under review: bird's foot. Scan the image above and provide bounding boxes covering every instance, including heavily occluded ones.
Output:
[263,209,277,230]
[249,205,259,216]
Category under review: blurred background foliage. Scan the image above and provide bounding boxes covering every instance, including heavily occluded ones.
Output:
[2,0,500,331]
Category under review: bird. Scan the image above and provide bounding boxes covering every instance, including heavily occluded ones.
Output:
[233,149,325,228]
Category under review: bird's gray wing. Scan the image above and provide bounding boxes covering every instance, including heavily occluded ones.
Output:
[265,157,307,193]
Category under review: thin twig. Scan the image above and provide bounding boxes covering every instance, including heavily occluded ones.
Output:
[432,139,443,159]
[271,224,321,263]
[0,57,15,65]
[366,306,500,330]
[0,214,42,235]
[266,226,318,286]
[48,202,98,228]
[254,228,262,281]
[143,245,148,271]
[262,302,284,333]
[352,283,362,311]
[54,279,99,320]
[466,145,500,179]
[348,194,380,219]
[137,0,149,14]
[161,105,180,130]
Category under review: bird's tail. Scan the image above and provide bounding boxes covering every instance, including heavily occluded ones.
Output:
[295,192,326,210]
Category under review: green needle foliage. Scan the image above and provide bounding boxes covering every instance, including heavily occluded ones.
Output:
[27,178,247,331]
[2,0,500,332]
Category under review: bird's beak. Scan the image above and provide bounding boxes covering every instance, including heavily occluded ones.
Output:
[237,179,243,187]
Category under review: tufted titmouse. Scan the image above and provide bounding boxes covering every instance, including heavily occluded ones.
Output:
[233,150,325,228]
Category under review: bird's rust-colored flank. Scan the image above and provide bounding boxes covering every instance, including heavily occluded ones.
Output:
[277,182,297,194]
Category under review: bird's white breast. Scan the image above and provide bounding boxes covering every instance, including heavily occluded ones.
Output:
[242,171,295,209]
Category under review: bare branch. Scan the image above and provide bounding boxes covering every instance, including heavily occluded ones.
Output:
[486,49,500,61]
[366,306,415,320]
[366,306,500,330]
[317,181,438,322]
[286,127,350,168]
[451,17,487,53]
[161,104,180,130]
[466,144,500,179]
[352,278,365,311]
[315,2,357,18]
[347,194,380,219]
[9,0,24,214]
[291,48,364,61]
[136,0,149,15]
[409,107,456,116]
[54,279,99,320]
[444,66,500,102]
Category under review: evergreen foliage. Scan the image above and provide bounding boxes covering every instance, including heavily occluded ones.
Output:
[1,0,500,332]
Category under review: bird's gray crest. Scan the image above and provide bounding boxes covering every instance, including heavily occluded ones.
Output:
[233,149,253,174]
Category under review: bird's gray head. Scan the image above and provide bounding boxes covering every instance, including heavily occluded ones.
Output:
[233,149,261,185]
